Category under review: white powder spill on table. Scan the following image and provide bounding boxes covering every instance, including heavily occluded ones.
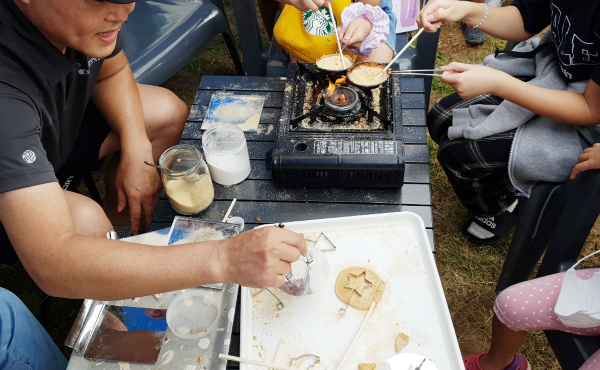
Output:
[206,100,257,122]
[173,228,224,244]
[165,174,214,214]
[238,113,261,131]
[161,350,174,365]
[198,338,211,349]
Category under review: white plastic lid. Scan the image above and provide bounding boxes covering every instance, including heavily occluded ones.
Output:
[166,290,220,339]
[202,123,246,156]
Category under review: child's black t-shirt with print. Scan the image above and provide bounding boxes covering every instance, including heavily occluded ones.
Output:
[512,0,600,84]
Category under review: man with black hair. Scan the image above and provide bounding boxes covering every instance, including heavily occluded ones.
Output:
[0,0,306,301]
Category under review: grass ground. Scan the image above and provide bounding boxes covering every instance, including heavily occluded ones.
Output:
[1,1,598,368]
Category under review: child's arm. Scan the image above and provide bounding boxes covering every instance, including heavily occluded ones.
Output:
[338,0,387,50]
[418,0,532,42]
[439,63,600,127]
[338,19,372,48]
[358,0,381,7]
[571,144,600,179]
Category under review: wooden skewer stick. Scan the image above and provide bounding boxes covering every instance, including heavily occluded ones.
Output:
[378,28,425,77]
[269,339,285,370]
[336,300,377,370]
[327,3,346,69]
[219,354,297,370]
[222,198,237,222]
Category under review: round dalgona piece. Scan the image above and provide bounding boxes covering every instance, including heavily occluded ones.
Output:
[316,53,354,71]
[335,266,386,310]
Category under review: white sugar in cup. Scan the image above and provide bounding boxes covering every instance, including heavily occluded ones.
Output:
[202,124,251,186]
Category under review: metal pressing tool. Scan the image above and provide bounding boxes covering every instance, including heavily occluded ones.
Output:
[279,245,330,296]
[311,233,337,252]
[411,359,427,370]
[290,354,321,370]
[65,231,170,364]
[253,288,284,311]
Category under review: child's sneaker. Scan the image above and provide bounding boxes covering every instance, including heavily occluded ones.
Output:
[463,352,531,370]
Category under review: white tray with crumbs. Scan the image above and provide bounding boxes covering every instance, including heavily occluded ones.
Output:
[240,212,464,370]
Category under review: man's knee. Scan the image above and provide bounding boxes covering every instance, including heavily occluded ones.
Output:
[64,191,112,237]
[139,84,188,141]
[157,87,188,129]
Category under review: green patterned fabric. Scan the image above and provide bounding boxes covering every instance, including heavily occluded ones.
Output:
[303,7,336,36]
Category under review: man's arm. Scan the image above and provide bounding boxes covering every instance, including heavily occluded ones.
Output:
[92,51,159,235]
[0,182,306,300]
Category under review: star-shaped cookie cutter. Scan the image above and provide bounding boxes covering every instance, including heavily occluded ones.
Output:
[339,271,373,315]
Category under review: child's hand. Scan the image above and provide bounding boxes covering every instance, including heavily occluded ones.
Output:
[417,0,467,32]
[289,0,332,12]
[570,143,600,179]
[439,62,508,99]
[338,18,372,48]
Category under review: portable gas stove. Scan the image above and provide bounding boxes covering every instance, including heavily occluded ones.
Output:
[267,63,404,188]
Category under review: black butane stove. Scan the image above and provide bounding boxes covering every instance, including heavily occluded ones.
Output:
[267,63,405,188]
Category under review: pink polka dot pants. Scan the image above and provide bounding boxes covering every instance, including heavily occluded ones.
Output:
[494,269,600,369]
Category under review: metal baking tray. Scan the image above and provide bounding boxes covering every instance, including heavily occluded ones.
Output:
[66,226,240,370]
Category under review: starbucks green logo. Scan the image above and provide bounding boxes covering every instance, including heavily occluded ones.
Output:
[303,6,337,36]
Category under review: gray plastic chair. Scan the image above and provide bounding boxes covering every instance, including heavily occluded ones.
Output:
[495,169,600,369]
[124,0,244,85]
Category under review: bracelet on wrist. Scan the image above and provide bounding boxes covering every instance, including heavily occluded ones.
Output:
[468,3,488,29]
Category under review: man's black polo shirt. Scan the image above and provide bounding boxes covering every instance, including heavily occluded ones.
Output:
[0,0,124,194]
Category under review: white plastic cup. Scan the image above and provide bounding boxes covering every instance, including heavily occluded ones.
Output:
[202,124,251,186]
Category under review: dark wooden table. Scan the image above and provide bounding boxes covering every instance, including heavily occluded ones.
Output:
[151,75,433,242]
[150,74,433,367]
